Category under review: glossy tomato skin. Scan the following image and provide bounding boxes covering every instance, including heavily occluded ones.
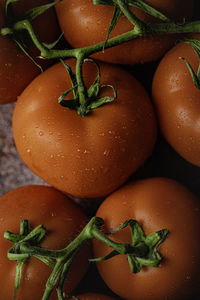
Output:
[93,177,200,300]
[0,0,60,104]
[152,35,200,166]
[12,59,157,199]
[0,185,90,300]
[54,0,194,65]
[68,293,117,300]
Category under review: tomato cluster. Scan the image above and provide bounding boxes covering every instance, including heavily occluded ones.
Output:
[1,0,200,300]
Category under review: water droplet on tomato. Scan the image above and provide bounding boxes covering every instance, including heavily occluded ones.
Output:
[103,149,110,157]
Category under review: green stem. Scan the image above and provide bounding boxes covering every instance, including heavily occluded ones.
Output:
[91,224,147,255]
[3,18,200,61]
[75,55,89,116]
[1,1,200,115]
[114,0,146,31]
[6,217,168,300]
[150,20,200,35]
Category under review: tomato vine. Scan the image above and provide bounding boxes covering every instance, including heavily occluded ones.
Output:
[5,217,168,300]
[1,0,200,115]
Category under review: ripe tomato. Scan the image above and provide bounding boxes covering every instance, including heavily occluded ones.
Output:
[152,34,200,166]
[93,177,200,300]
[0,185,90,300]
[0,0,60,104]
[54,0,194,65]
[68,293,118,300]
[12,59,157,199]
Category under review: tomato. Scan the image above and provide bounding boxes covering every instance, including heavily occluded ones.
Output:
[12,59,157,199]
[0,0,60,104]
[68,293,117,300]
[54,0,194,65]
[93,177,200,300]
[0,185,90,300]
[152,34,200,167]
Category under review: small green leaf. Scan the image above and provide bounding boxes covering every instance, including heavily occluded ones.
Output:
[21,224,45,242]
[60,59,78,100]
[179,57,200,90]
[103,5,122,50]
[127,255,142,273]
[180,38,200,89]
[88,95,114,110]
[14,38,43,72]
[93,0,113,5]
[20,220,31,236]
[5,0,20,19]
[129,220,146,245]
[85,58,101,99]
[87,83,117,110]
[127,0,171,22]
[4,231,22,243]
[87,82,100,100]
[145,229,168,248]
[14,259,26,300]
[34,255,55,269]
[58,88,77,109]
[107,219,134,234]
[136,256,160,267]
[42,32,64,50]
[21,0,62,22]
[89,250,119,262]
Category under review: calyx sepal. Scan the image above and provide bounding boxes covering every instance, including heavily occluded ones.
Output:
[180,38,200,90]
[58,58,117,116]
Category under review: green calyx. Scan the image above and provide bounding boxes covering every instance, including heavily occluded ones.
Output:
[90,219,169,273]
[5,217,169,300]
[4,220,47,299]
[58,59,117,116]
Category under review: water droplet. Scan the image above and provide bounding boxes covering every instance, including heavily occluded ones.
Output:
[26,149,31,153]
[83,149,90,154]
[99,132,105,136]
[103,150,110,157]
[39,131,44,136]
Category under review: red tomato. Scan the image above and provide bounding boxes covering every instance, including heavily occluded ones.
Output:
[93,177,200,300]
[54,0,194,65]
[12,59,157,199]
[0,0,60,104]
[152,34,200,166]
[0,185,90,300]
[68,293,117,300]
